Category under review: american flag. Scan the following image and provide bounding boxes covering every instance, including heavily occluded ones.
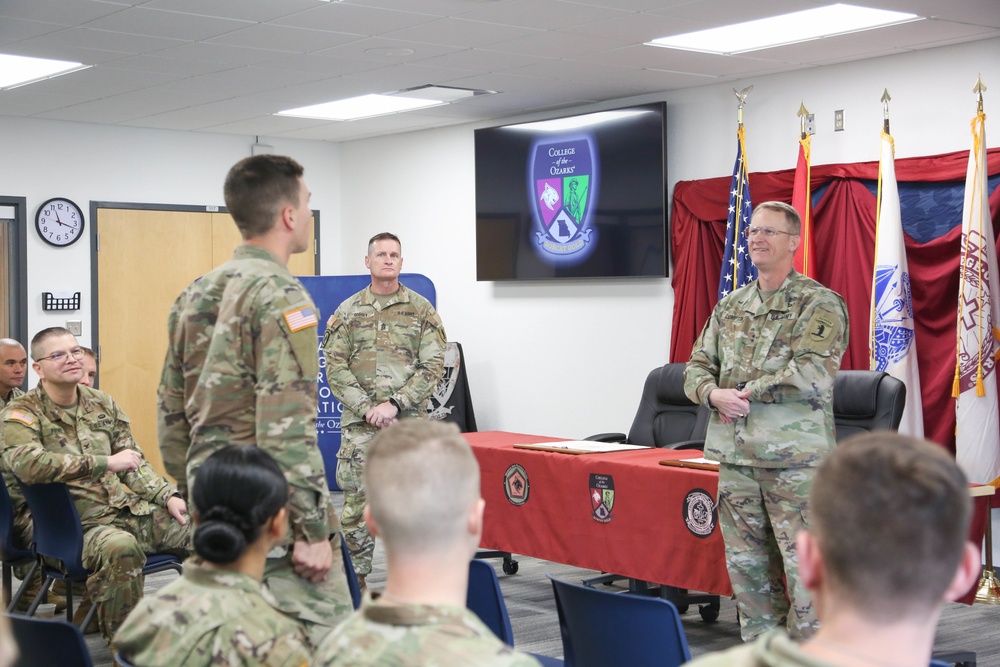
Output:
[283,306,319,332]
[718,125,756,301]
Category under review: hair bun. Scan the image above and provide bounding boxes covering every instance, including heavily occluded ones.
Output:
[193,506,253,564]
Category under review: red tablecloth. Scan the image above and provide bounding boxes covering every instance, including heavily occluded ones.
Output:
[468,431,992,605]
[467,431,732,596]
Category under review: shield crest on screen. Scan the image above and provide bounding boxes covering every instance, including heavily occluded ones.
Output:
[530,137,597,262]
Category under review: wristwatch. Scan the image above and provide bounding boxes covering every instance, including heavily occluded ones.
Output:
[388,397,402,413]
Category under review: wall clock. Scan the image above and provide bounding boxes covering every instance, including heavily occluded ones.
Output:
[35,197,85,247]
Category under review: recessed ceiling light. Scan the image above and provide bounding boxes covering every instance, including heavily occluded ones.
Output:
[277,94,446,121]
[646,4,922,55]
[0,53,90,90]
[506,110,650,132]
[277,85,489,121]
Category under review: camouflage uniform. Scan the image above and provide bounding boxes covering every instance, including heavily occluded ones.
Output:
[321,283,446,576]
[114,561,312,667]
[684,628,833,667]
[158,244,352,648]
[0,385,192,642]
[311,599,541,666]
[684,271,848,641]
[0,387,29,550]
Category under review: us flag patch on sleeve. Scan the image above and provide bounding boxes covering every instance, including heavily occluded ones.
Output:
[284,306,319,332]
[4,411,35,426]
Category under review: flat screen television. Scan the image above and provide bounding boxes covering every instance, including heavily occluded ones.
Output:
[475,101,667,281]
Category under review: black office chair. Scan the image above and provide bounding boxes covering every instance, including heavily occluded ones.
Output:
[0,481,36,613]
[18,481,184,627]
[832,370,906,441]
[583,363,720,620]
[588,362,708,449]
[8,613,94,667]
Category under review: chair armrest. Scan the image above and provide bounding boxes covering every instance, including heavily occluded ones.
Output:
[585,433,627,443]
[665,439,705,451]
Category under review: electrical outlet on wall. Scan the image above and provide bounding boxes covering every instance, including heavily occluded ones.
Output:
[66,320,82,336]
[834,109,845,132]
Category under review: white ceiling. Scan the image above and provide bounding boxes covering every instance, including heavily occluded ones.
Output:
[1,0,998,142]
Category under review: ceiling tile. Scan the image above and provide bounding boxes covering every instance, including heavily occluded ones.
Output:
[456,0,629,30]
[384,18,540,48]
[142,0,320,23]
[272,4,439,35]
[206,23,363,54]
[485,30,623,58]
[0,0,127,25]
[83,7,251,41]
[314,36,463,63]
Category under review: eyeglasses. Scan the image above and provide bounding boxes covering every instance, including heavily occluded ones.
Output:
[743,225,798,239]
[35,347,85,364]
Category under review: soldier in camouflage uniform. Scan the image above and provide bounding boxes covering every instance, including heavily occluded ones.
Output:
[312,420,540,667]
[321,232,446,588]
[158,154,352,648]
[115,446,312,667]
[684,201,848,642]
[1,328,192,643]
[0,339,29,547]
[685,433,979,667]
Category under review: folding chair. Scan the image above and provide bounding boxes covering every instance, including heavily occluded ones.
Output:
[18,481,183,628]
[339,532,362,610]
[549,575,690,667]
[8,613,94,667]
[0,482,36,612]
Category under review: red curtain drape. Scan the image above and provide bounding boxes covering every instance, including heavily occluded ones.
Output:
[670,147,1000,450]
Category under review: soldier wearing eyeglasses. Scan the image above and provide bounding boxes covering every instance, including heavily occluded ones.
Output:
[684,201,849,642]
[0,327,191,644]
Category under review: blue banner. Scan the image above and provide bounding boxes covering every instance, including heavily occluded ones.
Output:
[298,274,437,490]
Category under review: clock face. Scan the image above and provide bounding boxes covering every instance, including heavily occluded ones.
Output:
[35,198,85,247]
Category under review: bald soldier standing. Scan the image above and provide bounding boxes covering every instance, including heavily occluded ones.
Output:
[684,201,849,642]
[158,154,352,648]
[322,233,446,590]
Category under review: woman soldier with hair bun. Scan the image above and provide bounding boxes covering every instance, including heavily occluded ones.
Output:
[115,446,312,666]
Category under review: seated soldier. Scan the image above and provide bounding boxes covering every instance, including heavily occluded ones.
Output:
[311,420,539,666]
[686,432,980,667]
[0,327,191,643]
[115,445,311,666]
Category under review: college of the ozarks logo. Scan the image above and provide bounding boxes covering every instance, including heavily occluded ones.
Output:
[589,474,614,523]
[683,489,717,538]
[530,137,598,264]
[504,464,529,506]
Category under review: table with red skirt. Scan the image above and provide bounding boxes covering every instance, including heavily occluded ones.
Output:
[467,431,990,605]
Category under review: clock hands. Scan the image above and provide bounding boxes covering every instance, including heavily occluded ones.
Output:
[52,210,77,229]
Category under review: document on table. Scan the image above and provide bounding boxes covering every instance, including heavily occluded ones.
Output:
[513,441,651,455]
[659,456,720,471]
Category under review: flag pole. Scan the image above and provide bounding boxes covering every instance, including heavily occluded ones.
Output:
[967,73,1000,604]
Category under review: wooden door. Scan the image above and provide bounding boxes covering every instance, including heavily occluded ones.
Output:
[97,208,316,476]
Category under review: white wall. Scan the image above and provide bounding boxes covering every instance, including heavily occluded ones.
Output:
[2,37,998,436]
[338,37,1000,437]
[0,117,342,383]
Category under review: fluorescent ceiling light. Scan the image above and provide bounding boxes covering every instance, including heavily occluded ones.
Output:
[0,53,90,90]
[277,94,445,121]
[506,110,649,132]
[646,4,922,55]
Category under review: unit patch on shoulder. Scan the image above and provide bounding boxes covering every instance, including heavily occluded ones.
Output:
[4,410,35,426]
[283,306,318,332]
